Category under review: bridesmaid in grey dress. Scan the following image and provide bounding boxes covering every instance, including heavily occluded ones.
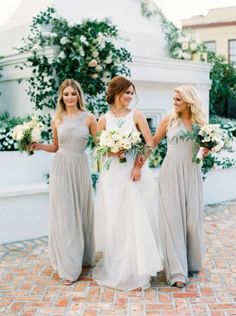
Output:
[31,79,97,285]
[153,85,208,288]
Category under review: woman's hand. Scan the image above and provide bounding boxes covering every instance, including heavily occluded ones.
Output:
[130,166,141,182]
[30,143,42,151]
[108,150,125,158]
[135,155,145,168]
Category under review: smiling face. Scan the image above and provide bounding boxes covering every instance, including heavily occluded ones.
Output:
[62,86,79,109]
[173,91,189,114]
[116,85,134,107]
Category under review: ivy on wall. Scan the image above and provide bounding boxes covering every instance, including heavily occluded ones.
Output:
[17,7,132,139]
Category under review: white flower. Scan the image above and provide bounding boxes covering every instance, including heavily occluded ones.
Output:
[103,71,110,78]
[42,32,57,38]
[92,50,99,58]
[12,125,24,141]
[190,42,198,52]
[95,65,102,72]
[91,73,99,79]
[101,77,110,83]
[88,59,98,67]
[58,51,66,59]
[181,42,189,51]
[182,52,191,60]
[31,128,41,142]
[173,48,183,59]
[60,37,70,45]
[97,32,106,45]
[32,44,40,51]
[79,48,85,57]
[68,21,76,28]
[104,56,113,64]
[80,35,89,46]
[177,36,188,44]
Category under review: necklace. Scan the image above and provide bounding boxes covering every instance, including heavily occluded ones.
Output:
[110,108,128,118]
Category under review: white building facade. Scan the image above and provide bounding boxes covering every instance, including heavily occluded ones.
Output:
[1,0,233,244]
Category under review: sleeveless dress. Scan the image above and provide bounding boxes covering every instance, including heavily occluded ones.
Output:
[49,111,95,281]
[159,118,204,286]
[93,110,163,291]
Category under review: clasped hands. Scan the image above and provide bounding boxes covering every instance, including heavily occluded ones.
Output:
[109,150,144,182]
[131,155,145,182]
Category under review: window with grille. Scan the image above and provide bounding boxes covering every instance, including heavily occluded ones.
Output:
[229,39,236,64]
[204,41,216,53]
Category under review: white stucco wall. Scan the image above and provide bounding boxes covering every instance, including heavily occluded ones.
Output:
[1,0,227,245]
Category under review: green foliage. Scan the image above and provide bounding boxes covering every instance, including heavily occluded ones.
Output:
[154,7,236,119]
[140,0,159,18]
[148,122,236,178]
[15,128,34,155]
[156,8,206,61]
[201,153,235,179]
[91,173,99,191]
[207,52,236,116]
[17,7,132,140]
[210,115,236,138]
[149,138,167,168]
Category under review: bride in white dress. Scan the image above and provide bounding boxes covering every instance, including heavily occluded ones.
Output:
[93,76,163,291]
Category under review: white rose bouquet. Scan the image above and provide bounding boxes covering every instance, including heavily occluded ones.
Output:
[178,124,233,163]
[94,128,152,169]
[12,115,43,155]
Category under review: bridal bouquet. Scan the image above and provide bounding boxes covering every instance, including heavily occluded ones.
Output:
[94,128,152,169]
[179,124,232,163]
[12,115,43,155]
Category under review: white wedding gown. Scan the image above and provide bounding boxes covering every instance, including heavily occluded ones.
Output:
[93,110,163,291]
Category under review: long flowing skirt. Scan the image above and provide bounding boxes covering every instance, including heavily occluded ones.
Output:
[93,157,163,291]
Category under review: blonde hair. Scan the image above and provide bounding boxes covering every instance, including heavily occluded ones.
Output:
[168,84,206,129]
[54,79,85,124]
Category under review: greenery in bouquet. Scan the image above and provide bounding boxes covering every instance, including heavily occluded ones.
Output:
[149,138,167,168]
[177,124,233,163]
[12,116,43,155]
[94,128,152,169]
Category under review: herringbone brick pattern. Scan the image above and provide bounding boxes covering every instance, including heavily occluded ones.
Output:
[0,200,236,315]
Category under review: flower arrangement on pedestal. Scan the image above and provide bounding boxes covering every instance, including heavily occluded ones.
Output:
[139,0,207,61]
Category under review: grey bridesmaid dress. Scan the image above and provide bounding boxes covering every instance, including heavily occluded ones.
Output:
[159,118,204,286]
[49,112,95,281]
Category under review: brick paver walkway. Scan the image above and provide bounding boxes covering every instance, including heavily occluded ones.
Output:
[0,200,236,316]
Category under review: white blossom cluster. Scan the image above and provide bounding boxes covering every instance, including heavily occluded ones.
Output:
[0,127,17,151]
[172,35,199,60]
[199,124,230,153]
[98,128,142,153]
[12,116,43,153]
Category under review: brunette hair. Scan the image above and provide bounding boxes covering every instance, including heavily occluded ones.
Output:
[106,76,135,105]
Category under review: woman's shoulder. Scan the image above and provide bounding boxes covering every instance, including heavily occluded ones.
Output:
[133,109,145,120]
[162,114,171,123]
[84,111,96,119]
[51,117,59,128]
